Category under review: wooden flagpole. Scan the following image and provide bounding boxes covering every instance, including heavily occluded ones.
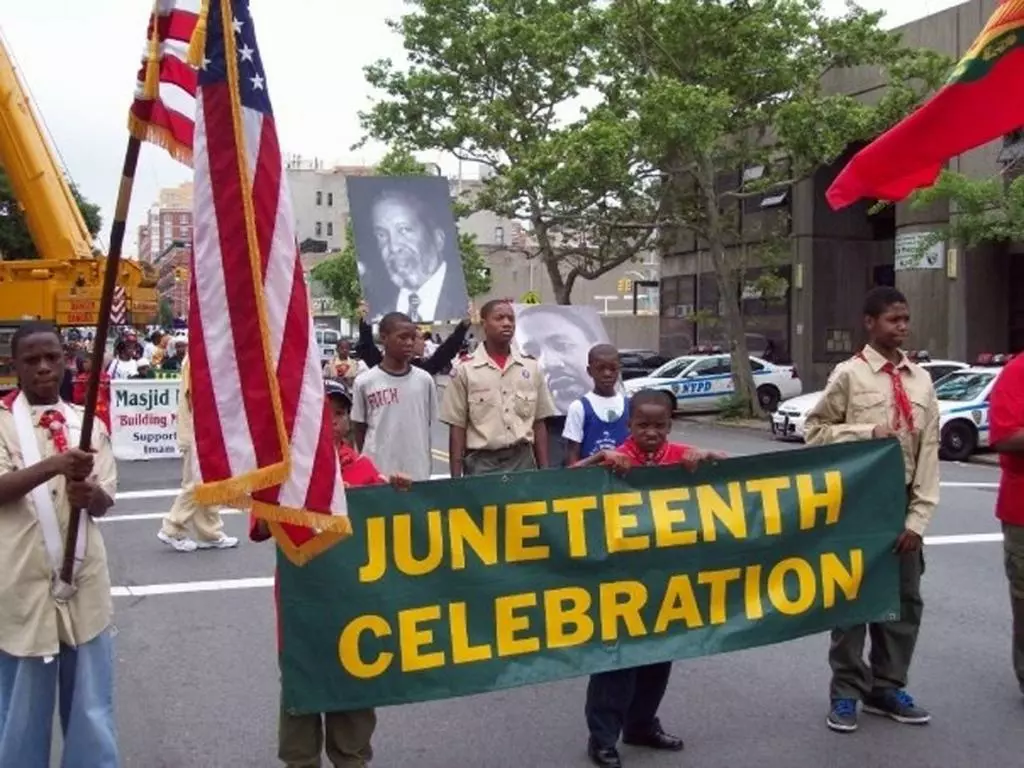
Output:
[60,136,143,585]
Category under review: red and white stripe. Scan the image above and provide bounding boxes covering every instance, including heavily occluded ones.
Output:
[128,0,200,163]
[186,7,347,532]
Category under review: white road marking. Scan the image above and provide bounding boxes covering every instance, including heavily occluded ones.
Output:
[939,482,999,489]
[110,532,1005,598]
[111,577,273,598]
[924,533,1004,546]
[104,476,453,521]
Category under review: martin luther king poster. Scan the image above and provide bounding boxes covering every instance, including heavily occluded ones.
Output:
[346,176,470,323]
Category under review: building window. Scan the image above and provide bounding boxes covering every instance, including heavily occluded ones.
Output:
[494,226,505,245]
[316,191,323,206]
[327,192,333,206]
[326,222,334,237]
[315,222,322,236]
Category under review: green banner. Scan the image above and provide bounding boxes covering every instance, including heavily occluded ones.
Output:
[278,440,906,713]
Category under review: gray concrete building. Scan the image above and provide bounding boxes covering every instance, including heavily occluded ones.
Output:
[660,0,1016,388]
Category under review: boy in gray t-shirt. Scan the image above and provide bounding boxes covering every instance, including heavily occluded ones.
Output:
[352,312,437,481]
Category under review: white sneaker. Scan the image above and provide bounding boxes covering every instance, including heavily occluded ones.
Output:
[196,534,239,550]
[158,531,198,553]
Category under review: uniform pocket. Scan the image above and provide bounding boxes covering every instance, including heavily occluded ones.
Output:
[513,390,537,419]
[910,395,932,428]
[849,392,886,421]
[468,390,496,422]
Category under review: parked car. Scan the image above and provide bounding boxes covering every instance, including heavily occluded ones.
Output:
[624,353,802,413]
[771,356,969,442]
[935,355,1014,461]
[619,349,670,381]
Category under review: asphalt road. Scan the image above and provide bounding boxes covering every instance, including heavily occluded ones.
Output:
[95,420,1022,768]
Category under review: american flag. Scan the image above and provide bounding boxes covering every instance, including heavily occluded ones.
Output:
[187,0,349,562]
[128,0,200,164]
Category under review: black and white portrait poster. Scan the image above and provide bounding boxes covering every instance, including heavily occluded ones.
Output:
[347,176,469,323]
[514,303,612,416]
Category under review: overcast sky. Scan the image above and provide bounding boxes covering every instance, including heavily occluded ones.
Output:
[0,0,966,256]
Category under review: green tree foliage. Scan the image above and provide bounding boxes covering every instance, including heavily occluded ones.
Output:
[157,298,175,329]
[595,0,947,415]
[311,148,490,318]
[0,167,103,260]
[911,169,1024,249]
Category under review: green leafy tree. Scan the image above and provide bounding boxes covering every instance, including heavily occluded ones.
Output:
[591,0,950,416]
[311,148,490,317]
[360,0,655,304]
[910,169,1024,250]
[157,298,175,328]
[0,167,103,260]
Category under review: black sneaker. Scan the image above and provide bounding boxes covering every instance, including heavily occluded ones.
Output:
[863,689,931,725]
[587,742,622,768]
[826,698,858,733]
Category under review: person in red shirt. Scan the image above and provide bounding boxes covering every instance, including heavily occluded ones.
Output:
[572,388,725,768]
[987,354,1024,697]
[72,354,111,433]
[251,378,411,767]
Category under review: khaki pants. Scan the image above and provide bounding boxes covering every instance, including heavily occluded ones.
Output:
[160,447,225,542]
[279,701,376,768]
[1004,523,1024,694]
[829,549,924,700]
[463,442,536,476]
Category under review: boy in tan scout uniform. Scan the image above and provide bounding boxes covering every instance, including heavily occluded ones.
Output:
[440,299,556,476]
[805,286,940,734]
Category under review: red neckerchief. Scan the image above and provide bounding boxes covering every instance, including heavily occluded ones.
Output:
[857,350,914,432]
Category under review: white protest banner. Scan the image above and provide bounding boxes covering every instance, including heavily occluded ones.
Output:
[110,379,182,461]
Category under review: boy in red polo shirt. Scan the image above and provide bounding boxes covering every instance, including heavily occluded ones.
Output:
[252,379,411,767]
[987,354,1024,696]
[573,388,724,768]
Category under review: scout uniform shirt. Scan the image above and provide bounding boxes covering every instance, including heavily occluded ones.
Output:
[0,398,117,657]
[177,355,193,452]
[440,344,557,450]
[804,345,940,535]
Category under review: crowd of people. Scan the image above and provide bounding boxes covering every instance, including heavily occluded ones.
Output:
[0,286,1020,768]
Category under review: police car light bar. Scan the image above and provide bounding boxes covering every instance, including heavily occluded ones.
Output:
[976,352,1015,366]
[690,344,724,354]
[906,350,931,362]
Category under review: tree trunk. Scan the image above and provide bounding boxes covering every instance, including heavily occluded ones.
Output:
[709,245,762,418]
[699,155,762,419]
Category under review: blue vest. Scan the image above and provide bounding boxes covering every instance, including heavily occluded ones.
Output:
[579,395,630,459]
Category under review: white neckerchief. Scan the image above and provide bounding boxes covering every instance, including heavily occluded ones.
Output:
[11,393,88,589]
[398,260,447,321]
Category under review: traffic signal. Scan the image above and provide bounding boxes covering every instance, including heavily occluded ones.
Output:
[174,267,188,282]
[617,278,633,293]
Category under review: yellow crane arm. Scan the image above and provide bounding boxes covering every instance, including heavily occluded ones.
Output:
[0,38,93,261]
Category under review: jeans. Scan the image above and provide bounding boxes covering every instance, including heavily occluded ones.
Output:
[584,663,673,749]
[0,628,119,768]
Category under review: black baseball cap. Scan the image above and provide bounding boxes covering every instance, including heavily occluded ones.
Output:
[323,379,352,406]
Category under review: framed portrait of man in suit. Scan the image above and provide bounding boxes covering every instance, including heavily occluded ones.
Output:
[347,176,470,323]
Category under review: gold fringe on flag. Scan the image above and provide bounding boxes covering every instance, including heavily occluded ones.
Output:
[126,113,194,167]
[187,0,211,67]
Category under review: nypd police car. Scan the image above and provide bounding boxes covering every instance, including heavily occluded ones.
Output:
[934,354,1011,461]
[623,351,802,413]
[772,353,968,442]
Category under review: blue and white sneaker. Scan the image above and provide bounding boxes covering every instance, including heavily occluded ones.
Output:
[826,698,858,732]
[863,689,931,725]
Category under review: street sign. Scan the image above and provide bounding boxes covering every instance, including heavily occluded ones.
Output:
[520,290,540,305]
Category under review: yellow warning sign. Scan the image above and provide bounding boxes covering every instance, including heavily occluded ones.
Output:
[520,290,540,305]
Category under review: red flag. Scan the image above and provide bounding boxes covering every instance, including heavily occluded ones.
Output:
[827,0,1024,210]
[187,0,349,564]
[128,0,200,165]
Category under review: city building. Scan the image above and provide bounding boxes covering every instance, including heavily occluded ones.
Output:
[659,0,1012,388]
[138,183,194,319]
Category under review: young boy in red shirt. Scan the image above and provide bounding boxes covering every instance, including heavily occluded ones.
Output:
[251,378,410,768]
[573,388,724,768]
